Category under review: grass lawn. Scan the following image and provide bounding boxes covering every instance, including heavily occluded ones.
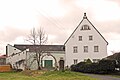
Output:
[0,71,98,80]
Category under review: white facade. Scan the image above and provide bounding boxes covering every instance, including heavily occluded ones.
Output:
[6,44,65,70]
[6,44,21,56]
[65,13,108,67]
[6,44,27,70]
[26,51,65,70]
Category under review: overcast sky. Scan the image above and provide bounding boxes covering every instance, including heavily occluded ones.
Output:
[0,0,120,55]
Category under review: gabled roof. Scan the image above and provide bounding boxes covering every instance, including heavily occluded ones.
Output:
[14,44,65,52]
[64,13,108,45]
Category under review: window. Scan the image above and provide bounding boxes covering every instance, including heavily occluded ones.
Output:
[73,46,78,53]
[74,59,78,64]
[79,36,82,41]
[84,59,87,62]
[81,25,90,30]
[93,59,100,63]
[94,46,99,52]
[84,46,88,52]
[89,36,93,40]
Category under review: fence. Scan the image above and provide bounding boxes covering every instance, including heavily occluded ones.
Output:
[0,65,11,72]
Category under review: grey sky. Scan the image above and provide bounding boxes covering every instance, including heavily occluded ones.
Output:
[0,0,120,55]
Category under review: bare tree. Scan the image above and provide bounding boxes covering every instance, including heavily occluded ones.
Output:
[27,27,48,70]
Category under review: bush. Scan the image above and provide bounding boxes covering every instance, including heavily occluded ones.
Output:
[71,59,116,74]
[99,59,116,73]
[86,59,92,64]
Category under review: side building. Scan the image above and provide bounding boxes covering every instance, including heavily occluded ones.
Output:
[65,13,108,67]
[6,44,65,70]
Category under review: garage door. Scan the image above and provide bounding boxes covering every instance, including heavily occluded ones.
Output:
[44,60,53,68]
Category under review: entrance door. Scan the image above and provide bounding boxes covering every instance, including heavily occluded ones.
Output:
[44,60,53,68]
[59,60,64,71]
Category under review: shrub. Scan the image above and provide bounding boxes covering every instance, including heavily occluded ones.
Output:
[71,59,116,74]
[86,59,92,64]
[99,59,116,73]
[71,65,77,71]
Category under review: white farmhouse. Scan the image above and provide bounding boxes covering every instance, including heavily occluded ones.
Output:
[6,13,108,70]
[65,13,108,67]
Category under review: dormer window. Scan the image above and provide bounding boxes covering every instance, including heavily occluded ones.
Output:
[81,25,90,30]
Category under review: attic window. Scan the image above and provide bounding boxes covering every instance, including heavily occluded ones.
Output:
[81,25,90,30]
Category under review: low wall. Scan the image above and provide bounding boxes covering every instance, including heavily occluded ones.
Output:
[0,65,11,72]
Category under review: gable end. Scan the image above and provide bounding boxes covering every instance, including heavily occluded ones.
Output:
[64,13,108,45]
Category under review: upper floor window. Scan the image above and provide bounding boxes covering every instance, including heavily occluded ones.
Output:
[73,46,78,53]
[89,36,93,40]
[81,25,90,30]
[74,59,78,64]
[84,46,88,53]
[94,46,99,52]
[79,36,82,41]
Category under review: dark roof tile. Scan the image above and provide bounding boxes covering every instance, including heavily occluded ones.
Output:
[14,44,65,52]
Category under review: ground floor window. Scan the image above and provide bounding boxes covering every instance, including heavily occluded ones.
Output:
[92,59,100,63]
[84,59,87,62]
[74,59,78,64]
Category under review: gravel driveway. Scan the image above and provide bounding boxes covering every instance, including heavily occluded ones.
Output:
[84,74,120,80]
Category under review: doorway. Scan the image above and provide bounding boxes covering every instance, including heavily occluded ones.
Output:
[44,60,53,68]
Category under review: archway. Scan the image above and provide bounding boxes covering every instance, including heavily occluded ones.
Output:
[41,52,58,70]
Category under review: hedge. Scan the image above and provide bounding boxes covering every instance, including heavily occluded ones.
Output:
[71,59,116,74]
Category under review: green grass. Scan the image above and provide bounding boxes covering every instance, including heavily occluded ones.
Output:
[0,71,98,80]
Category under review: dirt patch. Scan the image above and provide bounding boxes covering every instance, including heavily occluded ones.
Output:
[22,70,46,76]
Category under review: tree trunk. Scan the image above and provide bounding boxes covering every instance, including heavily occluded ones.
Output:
[38,66,41,70]
[37,57,42,70]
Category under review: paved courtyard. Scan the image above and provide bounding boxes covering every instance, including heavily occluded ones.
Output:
[84,74,120,80]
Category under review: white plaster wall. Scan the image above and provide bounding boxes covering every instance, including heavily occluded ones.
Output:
[65,19,108,67]
[26,52,38,70]
[6,45,65,70]
[42,52,65,67]
[6,45,27,70]
[25,51,65,70]
[7,44,21,56]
